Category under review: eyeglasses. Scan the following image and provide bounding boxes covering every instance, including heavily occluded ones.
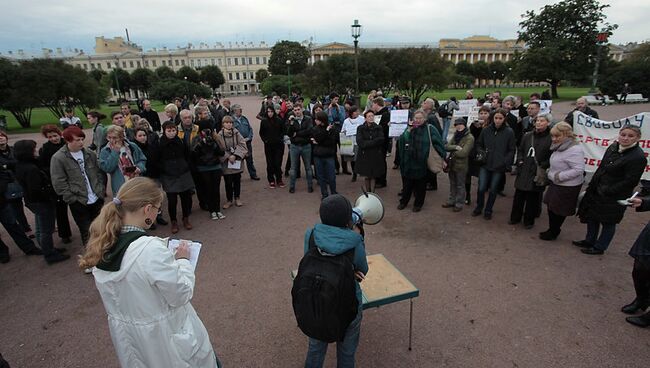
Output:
[150,204,162,215]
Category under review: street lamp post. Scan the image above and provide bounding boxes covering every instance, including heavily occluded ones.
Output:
[590,31,609,94]
[286,59,291,97]
[351,19,362,98]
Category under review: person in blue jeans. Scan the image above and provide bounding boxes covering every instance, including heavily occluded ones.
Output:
[287,105,314,193]
[472,109,515,220]
[311,111,338,199]
[304,194,368,368]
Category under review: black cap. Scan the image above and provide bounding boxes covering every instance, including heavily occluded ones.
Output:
[400,97,411,104]
[454,118,467,126]
[319,194,352,228]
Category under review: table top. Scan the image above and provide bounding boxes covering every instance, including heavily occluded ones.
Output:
[291,253,419,309]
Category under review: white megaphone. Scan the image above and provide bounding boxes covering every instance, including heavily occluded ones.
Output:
[352,191,385,225]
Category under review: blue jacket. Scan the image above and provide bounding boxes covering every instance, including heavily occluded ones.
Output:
[303,223,368,304]
[233,115,253,140]
[327,105,346,125]
[99,140,147,196]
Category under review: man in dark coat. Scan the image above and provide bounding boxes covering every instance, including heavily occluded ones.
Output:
[564,97,599,126]
[139,99,161,132]
[623,196,650,327]
[371,97,390,188]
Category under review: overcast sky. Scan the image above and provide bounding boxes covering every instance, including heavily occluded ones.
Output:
[1,0,647,53]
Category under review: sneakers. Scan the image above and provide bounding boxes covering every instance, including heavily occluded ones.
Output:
[235,198,243,207]
[216,212,226,219]
[269,182,276,189]
[211,212,219,220]
[277,181,286,188]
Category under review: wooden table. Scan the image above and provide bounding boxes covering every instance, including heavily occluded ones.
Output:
[292,253,419,350]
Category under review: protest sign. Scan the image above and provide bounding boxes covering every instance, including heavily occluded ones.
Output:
[572,111,650,180]
[453,99,478,118]
[539,100,553,114]
[389,110,408,137]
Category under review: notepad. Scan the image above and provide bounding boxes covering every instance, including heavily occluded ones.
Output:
[167,239,202,271]
[228,160,242,169]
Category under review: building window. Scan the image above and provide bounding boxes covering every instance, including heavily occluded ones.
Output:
[228,73,233,80]
[175,59,180,66]
[256,57,260,64]
[107,62,112,69]
[197,59,201,67]
[129,61,134,68]
[168,60,172,66]
[234,58,238,66]
[136,61,141,68]
[236,72,240,80]
[227,58,231,66]
[162,60,166,66]
[244,84,248,91]
[218,58,222,66]
[262,56,267,64]
[230,85,234,91]
[152,60,157,67]
[248,57,252,65]
[144,60,149,67]
[211,59,215,65]
[122,61,127,68]
[181,60,185,66]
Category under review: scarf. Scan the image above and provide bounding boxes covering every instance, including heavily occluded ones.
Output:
[453,128,467,145]
[550,138,578,152]
[95,230,146,272]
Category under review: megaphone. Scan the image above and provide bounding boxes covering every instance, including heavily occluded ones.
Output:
[352,191,385,225]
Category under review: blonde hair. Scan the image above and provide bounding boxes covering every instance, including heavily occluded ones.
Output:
[550,122,576,140]
[105,125,125,140]
[164,103,178,114]
[79,177,164,269]
[135,118,152,131]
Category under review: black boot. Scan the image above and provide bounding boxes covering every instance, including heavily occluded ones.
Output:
[539,229,560,241]
[621,299,649,315]
[626,311,650,328]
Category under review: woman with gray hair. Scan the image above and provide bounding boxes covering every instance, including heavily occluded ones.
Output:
[99,125,147,196]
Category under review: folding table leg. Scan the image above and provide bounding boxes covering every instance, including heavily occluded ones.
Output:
[409,298,413,351]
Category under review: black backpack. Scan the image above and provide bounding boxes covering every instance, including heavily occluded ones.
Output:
[438,102,451,118]
[291,229,359,342]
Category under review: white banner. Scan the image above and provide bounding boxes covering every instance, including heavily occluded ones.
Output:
[572,111,650,180]
[453,99,478,118]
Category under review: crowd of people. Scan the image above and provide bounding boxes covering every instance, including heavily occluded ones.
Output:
[1,88,649,368]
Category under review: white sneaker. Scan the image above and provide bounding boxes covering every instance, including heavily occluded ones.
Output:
[216,212,226,219]
[210,212,218,220]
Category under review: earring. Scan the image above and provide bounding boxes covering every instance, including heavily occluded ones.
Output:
[145,218,153,226]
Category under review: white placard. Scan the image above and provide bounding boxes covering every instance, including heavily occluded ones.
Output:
[467,107,481,123]
[453,99,478,117]
[389,123,408,137]
[539,100,553,114]
[228,160,242,169]
[168,239,202,271]
[340,133,355,156]
[573,111,650,180]
[510,109,520,118]
[390,110,409,124]
[342,116,364,137]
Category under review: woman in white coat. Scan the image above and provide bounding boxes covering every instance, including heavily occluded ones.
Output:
[79,177,220,368]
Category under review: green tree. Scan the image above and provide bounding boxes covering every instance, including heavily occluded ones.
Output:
[517,0,617,98]
[155,66,176,80]
[176,66,200,83]
[130,68,157,96]
[260,75,304,97]
[488,61,508,86]
[472,61,490,88]
[200,65,225,94]
[357,49,394,93]
[454,60,475,88]
[255,68,269,83]
[150,80,212,103]
[0,59,37,128]
[107,68,131,98]
[88,69,107,83]
[303,55,355,96]
[388,48,451,105]
[268,40,310,75]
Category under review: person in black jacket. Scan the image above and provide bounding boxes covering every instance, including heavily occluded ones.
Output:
[139,99,161,132]
[465,106,491,205]
[191,128,226,220]
[355,110,386,193]
[575,126,646,255]
[259,106,286,188]
[0,131,32,236]
[287,105,314,193]
[311,111,338,199]
[472,109,516,220]
[14,140,70,264]
[370,97,391,188]
[38,124,72,244]
[157,121,195,234]
[564,97,599,127]
[622,196,650,327]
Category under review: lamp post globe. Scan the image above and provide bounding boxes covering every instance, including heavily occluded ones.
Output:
[286,60,292,96]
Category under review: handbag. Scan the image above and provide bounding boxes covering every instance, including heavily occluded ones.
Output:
[529,134,549,187]
[4,181,24,200]
[474,147,487,165]
[426,126,444,174]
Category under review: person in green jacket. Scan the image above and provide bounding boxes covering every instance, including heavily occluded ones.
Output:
[397,110,444,212]
[442,118,474,212]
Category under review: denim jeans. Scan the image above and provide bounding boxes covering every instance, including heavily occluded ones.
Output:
[245,140,258,178]
[585,220,617,251]
[442,117,452,143]
[305,307,362,368]
[0,202,37,254]
[447,170,467,208]
[475,167,504,215]
[290,144,313,190]
[314,157,337,198]
[26,201,57,257]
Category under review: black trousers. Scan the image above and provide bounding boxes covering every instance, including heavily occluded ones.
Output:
[400,176,427,208]
[198,170,222,213]
[547,209,567,236]
[224,173,242,201]
[167,191,192,221]
[264,142,284,183]
[10,200,31,232]
[55,196,72,239]
[68,200,104,246]
[191,170,207,209]
[633,257,650,305]
[510,189,542,225]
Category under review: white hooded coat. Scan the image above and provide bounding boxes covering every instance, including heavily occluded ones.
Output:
[93,236,218,368]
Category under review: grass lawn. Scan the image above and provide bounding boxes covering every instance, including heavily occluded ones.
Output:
[1,101,167,134]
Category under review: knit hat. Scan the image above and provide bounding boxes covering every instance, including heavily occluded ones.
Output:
[319,194,352,228]
[454,118,467,126]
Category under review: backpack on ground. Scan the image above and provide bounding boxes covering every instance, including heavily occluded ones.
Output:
[438,102,451,118]
[291,229,358,342]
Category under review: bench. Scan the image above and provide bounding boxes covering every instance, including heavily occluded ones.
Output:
[583,95,613,105]
[616,93,649,103]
